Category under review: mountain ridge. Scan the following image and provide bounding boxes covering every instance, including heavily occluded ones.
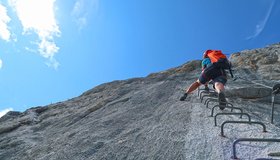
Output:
[1,43,280,160]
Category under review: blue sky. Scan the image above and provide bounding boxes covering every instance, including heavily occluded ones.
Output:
[0,0,280,116]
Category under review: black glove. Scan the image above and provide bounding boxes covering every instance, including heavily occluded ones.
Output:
[180,93,188,101]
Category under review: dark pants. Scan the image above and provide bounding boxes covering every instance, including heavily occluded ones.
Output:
[199,65,227,85]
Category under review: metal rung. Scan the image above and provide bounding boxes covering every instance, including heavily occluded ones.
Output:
[201,94,217,103]
[205,98,235,110]
[268,152,280,157]
[271,84,280,124]
[211,105,243,117]
[204,97,217,106]
[197,88,207,96]
[206,98,234,110]
[214,113,251,126]
[221,121,267,137]
[232,138,280,159]
[199,90,209,99]
[199,90,216,100]
[198,88,215,96]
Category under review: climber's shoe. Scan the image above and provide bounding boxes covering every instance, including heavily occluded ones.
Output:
[218,91,227,110]
[180,93,188,101]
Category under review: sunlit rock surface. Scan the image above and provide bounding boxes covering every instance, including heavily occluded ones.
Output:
[0,43,280,160]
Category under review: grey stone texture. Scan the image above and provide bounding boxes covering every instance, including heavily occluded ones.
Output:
[1,43,280,160]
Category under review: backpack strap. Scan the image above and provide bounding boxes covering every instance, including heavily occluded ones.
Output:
[228,62,234,78]
[214,58,234,78]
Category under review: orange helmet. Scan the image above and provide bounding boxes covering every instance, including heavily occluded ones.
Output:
[203,50,212,58]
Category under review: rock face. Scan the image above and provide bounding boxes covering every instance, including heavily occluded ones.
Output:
[1,43,280,160]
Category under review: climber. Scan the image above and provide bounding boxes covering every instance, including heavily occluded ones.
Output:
[180,50,229,110]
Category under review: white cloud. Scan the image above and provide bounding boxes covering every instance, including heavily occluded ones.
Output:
[8,0,60,68]
[0,4,11,41]
[71,0,99,30]
[246,0,275,40]
[46,58,59,70]
[0,108,13,118]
